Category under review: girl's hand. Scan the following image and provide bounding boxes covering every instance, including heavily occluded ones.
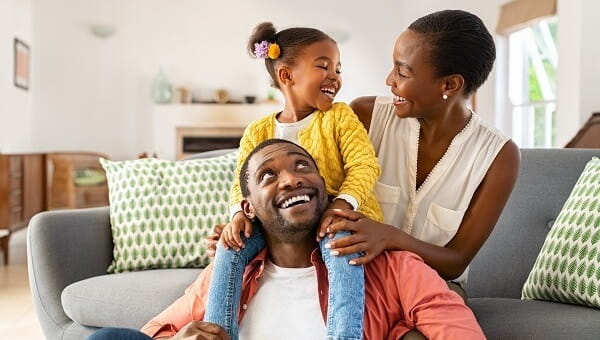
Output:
[220,212,253,251]
[204,224,225,258]
[317,199,353,241]
[325,209,395,265]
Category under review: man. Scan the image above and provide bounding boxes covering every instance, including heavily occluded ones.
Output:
[96,139,480,340]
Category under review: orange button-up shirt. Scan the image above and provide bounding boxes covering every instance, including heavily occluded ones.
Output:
[141,249,484,340]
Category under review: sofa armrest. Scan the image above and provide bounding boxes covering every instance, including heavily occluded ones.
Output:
[27,206,113,339]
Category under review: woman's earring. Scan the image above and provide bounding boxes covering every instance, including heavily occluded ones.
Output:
[442,94,449,100]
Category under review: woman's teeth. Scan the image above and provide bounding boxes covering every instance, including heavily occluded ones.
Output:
[394,95,407,103]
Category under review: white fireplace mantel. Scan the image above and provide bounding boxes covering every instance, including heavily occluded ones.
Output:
[152,103,282,160]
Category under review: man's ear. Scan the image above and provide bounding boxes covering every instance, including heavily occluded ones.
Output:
[441,74,465,98]
[241,199,256,221]
[277,65,293,87]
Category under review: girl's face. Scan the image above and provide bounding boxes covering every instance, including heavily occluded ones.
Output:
[386,29,446,118]
[287,40,342,113]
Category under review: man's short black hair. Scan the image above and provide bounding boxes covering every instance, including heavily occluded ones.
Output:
[239,139,318,197]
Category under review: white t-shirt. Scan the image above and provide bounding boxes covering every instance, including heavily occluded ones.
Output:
[238,260,326,340]
[274,112,314,144]
[369,96,509,284]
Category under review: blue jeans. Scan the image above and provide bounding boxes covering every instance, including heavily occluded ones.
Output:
[204,227,365,340]
[87,328,152,340]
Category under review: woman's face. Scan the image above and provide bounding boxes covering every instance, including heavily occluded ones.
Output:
[386,29,446,118]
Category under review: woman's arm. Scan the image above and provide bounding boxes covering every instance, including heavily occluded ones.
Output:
[327,140,520,280]
[349,96,376,131]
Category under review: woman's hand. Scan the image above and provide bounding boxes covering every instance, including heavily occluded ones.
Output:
[325,209,397,265]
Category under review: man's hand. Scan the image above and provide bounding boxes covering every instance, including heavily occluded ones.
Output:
[325,209,394,265]
[220,212,253,251]
[170,321,230,340]
[204,224,225,258]
[317,199,353,241]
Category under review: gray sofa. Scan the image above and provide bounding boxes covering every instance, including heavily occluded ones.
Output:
[28,148,600,339]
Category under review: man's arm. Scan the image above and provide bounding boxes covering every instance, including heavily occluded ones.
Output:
[377,252,485,340]
[141,266,213,338]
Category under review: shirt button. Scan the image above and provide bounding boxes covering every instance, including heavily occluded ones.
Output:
[242,304,248,310]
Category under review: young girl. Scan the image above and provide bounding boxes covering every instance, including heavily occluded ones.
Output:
[204,22,383,340]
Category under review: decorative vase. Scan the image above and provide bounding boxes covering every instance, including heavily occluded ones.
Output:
[150,68,173,104]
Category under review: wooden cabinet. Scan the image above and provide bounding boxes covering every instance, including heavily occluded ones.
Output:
[566,113,600,148]
[0,154,46,265]
[46,152,109,210]
[0,152,109,265]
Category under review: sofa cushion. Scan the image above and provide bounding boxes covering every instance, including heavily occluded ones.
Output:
[100,151,237,272]
[522,157,600,307]
[467,149,599,299]
[61,269,202,329]
[470,298,600,339]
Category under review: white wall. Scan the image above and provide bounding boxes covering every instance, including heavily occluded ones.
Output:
[0,0,33,153]
[30,0,508,160]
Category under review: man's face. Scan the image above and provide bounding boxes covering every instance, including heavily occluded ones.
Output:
[242,143,329,241]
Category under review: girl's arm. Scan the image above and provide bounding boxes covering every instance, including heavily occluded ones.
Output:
[229,125,258,208]
[327,140,520,280]
[223,123,260,248]
[332,103,381,216]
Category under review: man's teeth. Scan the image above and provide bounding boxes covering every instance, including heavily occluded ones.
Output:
[394,95,407,103]
[280,195,311,209]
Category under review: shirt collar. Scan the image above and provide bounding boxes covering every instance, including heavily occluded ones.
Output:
[246,247,324,278]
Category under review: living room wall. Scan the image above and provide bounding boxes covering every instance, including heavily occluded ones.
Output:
[0,0,33,154]
[555,0,600,145]
[29,0,503,160]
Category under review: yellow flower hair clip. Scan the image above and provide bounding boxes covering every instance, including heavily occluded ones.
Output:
[267,43,280,59]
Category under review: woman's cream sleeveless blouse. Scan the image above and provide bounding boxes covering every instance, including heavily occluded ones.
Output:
[369,96,509,283]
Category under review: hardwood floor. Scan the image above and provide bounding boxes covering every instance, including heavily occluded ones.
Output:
[0,228,45,339]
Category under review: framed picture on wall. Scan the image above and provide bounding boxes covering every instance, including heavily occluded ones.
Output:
[14,38,30,90]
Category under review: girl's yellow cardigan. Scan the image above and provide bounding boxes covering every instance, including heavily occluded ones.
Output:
[230,102,383,222]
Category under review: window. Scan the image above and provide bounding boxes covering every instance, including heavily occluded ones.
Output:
[508,17,557,147]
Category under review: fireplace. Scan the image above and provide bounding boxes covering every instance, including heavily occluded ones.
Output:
[176,126,243,159]
[152,103,282,160]
[182,137,241,153]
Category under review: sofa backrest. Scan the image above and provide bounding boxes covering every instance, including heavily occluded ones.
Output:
[182,148,237,160]
[467,148,599,298]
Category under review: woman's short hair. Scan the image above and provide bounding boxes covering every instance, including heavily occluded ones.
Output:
[409,10,496,95]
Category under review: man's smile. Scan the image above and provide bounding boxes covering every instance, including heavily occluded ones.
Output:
[276,189,316,211]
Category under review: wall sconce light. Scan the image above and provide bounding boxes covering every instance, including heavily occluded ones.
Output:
[89,24,116,39]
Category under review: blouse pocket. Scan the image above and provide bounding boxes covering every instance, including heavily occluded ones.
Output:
[373,181,402,225]
[423,203,466,246]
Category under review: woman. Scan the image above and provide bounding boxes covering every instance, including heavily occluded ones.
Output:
[326,9,520,299]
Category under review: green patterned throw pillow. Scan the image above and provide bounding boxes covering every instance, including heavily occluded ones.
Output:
[100,151,237,273]
[522,157,600,307]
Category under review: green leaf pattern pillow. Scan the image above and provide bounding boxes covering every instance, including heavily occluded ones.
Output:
[100,152,237,273]
[522,157,600,307]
